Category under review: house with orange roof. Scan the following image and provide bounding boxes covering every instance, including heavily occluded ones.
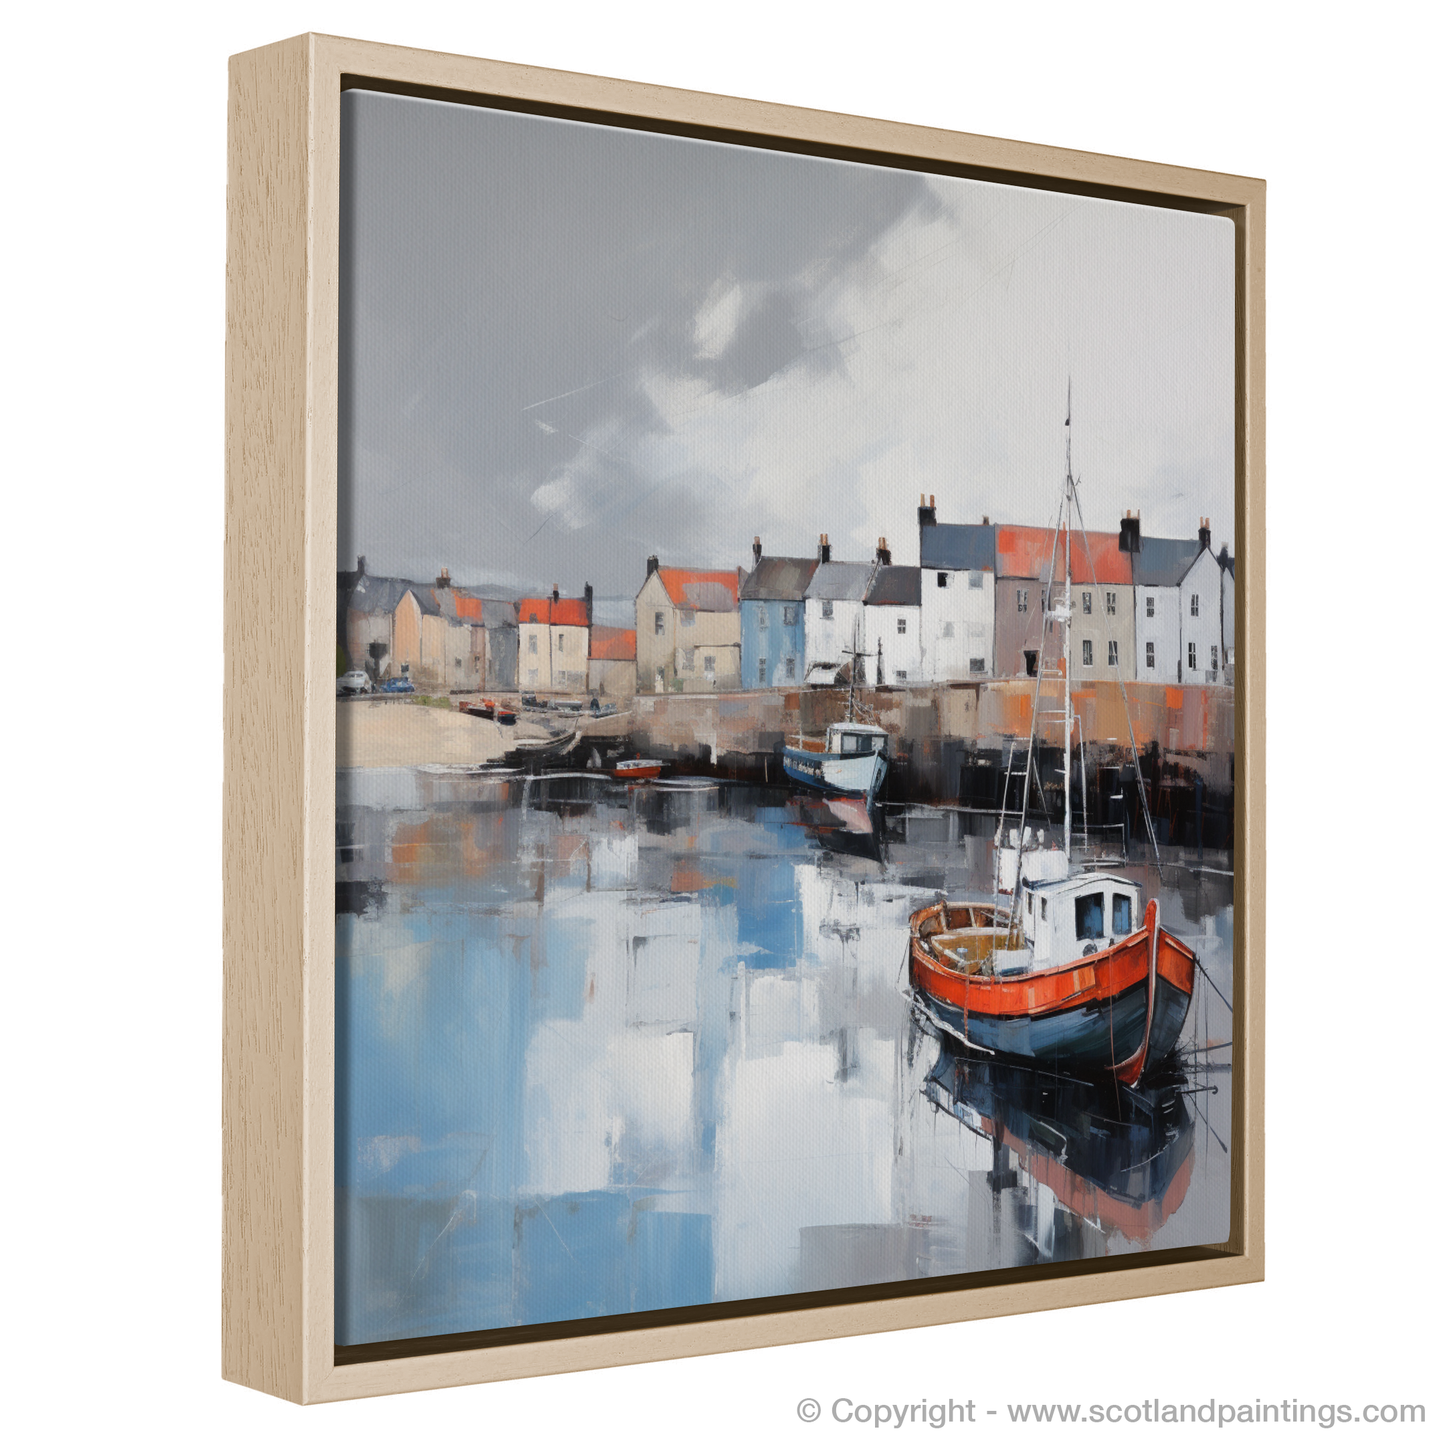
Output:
[517,584,593,693]
[1067,528,1135,681]
[634,556,742,693]
[993,524,1058,678]
[587,625,637,698]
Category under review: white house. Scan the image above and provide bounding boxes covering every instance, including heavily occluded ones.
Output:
[803,549,874,684]
[1179,521,1225,684]
[1131,534,1197,683]
[862,550,922,685]
[917,501,995,681]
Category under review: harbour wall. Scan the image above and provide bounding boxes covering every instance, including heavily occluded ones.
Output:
[594,680,1236,850]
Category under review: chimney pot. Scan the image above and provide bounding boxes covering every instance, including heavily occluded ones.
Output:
[552,583,559,602]
[752,536,763,565]
[646,554,659,577]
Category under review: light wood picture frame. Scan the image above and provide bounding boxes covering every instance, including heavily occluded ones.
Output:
[223,31,1264,1404]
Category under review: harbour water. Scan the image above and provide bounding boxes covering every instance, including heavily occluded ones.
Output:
[335,768,1232,1348]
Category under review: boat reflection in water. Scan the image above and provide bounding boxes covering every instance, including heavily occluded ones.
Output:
[920,1033,1196,1246]
[786,792,884,861]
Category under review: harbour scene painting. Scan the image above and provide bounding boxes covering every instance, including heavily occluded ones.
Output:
[335,88,1236,1351]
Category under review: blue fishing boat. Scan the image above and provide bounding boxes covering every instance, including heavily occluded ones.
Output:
[782,720,889,801]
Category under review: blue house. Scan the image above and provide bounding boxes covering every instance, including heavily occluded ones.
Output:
[739,537,819,689]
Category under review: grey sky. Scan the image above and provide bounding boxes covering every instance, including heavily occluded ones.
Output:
[339,90,1234,599]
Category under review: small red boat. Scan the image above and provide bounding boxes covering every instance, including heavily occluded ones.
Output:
[909,875,1196,1086]
[459,698,494,718]
[612,757,664,781]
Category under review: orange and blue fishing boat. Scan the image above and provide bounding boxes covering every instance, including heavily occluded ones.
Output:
[909,388,1198,1085]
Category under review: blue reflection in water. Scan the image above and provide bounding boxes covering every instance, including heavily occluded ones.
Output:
[335,770,1231,1347]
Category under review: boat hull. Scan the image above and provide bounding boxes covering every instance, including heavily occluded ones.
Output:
[782,745,887,799]
[909,900,1196,1082]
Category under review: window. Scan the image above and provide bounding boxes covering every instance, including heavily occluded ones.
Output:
[821,599,834,619]
[757,608,768,630]
[1075,892,1105,941]
[969,570,984,590]
[528,634,538,654]
[1040,897,1048,922]
[784,656,796,680]
[556,633,564,651]
[654,611,665,636]
[1017,589,1028,613]
[758,657,767,683]
[704,654,715,676]
[1112,894,1133,934]
[1081,639,1094,666]
[1191,593,1200,617]
[1108,639,1119,667]
[941,621,954,639]
[1106,591,1116,616]
[897,616,907,634]
[1082,591,1092,614]
[1146,641,1155,668]
[681,608,695,628]
[782,605,798,627]
[1146,595,1155,618]
[1024,649,1039,677]
[969,657,985,674]
[1212,644,1219,671]
[528,611,538,624]
[894,669,907,682]
[937,571,949,588]
[1188,642,1197,670]
[681,647,695,670]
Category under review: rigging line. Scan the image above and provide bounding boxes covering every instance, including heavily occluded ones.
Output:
[1070,494,1232,1016]
[1005,492,1067,942]
[520,378,608,412]
[1067,492,1161,867]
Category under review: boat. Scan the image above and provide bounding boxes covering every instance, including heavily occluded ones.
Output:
[782,720,889,800]
[460,698,495,719]
[612,756,664,781]
[907,389,1197,1085]
[494,704,516,725]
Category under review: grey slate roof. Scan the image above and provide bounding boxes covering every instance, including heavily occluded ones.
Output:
[804,561,875,602]
[740,555,819,602]
[346,574,419,616]
[866,565,922,607]
[1133,537,1203,588]
[920,523,996,573]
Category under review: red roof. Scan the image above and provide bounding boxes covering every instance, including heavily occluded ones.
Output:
[517,596,591,627]
[994,526,1131,584]
[453,594,483,621]
[655,567,740,611]
[589,626,636,661]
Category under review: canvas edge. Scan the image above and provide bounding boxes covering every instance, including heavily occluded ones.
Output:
[219,30,1265,1406]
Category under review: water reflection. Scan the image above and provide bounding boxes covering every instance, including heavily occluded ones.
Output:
[335,770,1231,1346]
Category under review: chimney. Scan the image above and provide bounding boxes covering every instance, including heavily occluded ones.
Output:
[436,566,451,589]
[876,536,891,566]
[646,554,659,578]
[818,532,831,564]
[752,536,763,566]
[583,582,593,623]
[1218,542,1231,569]
[356,555,366,576]
[982,516,989,526]
[1198,516,1212,553]
[918,492,936,528]
[1119,510,1141,554]
[551,583,560,603]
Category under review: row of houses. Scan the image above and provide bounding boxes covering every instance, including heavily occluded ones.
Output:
[338,562,640,696]
[339,498,1234,699]
[636,499,1234,693]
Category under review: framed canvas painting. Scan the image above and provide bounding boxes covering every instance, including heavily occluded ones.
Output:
[224,33,1264,1403]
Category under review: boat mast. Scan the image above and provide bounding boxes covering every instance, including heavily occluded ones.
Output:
[1062,384,1074,865]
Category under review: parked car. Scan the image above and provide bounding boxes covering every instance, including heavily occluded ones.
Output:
[379,677,415,694]
[337,669,373,695]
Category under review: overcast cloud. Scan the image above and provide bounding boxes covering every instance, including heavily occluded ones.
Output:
[339,90,1234,600]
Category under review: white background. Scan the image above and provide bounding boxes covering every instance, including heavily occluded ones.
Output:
[5,2,1441,1440]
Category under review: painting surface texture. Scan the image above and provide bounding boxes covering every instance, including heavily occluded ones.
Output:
[335,90,1235,1348]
